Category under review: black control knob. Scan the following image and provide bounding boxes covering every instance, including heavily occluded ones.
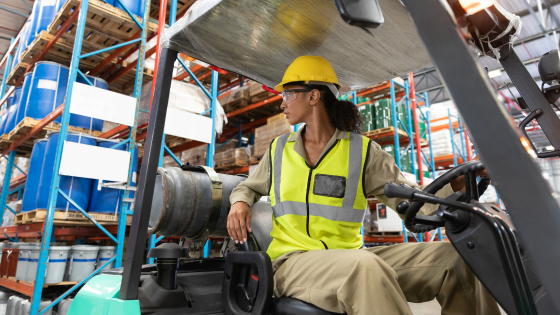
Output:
[147,243,189,290]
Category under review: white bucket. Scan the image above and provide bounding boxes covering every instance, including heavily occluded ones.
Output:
[44,246,71,284]
[15,246,34,281]
[24,246,42,282]
[57,298,73,315]
[68,245,99,282]
[97,246,116,271]
[21,299,52,315]
[6,296,23,315]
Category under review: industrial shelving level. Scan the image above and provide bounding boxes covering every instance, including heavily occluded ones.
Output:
[0,0,157,312]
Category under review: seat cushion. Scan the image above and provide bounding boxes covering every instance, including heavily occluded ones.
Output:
[269,297,343,315]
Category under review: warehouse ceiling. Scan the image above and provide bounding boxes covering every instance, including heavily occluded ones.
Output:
[0,0,32,81]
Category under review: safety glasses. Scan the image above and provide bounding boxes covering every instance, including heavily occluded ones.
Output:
[281,89,313,104]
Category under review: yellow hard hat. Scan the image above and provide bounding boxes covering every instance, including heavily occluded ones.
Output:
[274,56,341,93]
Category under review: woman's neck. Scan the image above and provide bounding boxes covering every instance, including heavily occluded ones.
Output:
[302,108,336,145]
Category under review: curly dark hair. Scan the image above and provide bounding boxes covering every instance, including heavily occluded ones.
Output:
[287,82,363,132]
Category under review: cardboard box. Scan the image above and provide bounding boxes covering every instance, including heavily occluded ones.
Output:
[267,113,285,124]
[249,82,266,96]
[255,125,269,138]
[224,87,250,105]
[251,91,275,103]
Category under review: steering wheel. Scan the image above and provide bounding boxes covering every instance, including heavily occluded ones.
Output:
[403,160,491,233]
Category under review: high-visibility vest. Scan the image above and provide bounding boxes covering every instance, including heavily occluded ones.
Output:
[267,131,371,261]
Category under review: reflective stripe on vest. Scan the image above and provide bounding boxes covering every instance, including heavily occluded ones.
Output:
[267,131,370,260]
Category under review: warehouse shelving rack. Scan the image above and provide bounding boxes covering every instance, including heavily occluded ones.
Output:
[447,109,471,167]
[0,0,155,312]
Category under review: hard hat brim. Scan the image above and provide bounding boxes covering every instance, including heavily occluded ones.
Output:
[274,80,341,93]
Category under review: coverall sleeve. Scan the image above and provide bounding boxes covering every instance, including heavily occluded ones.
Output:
[364,141,455,218]
[229,148,271,207]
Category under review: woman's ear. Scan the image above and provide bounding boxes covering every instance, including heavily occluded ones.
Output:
[308,89,321,106]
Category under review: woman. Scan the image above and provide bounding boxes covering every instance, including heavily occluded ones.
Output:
[227,56,499,315]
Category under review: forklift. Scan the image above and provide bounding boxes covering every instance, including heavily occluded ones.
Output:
[66,0,560,314]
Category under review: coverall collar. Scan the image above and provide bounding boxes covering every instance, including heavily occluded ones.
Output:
[287,125,348,164]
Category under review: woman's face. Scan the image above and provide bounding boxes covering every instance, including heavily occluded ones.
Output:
[280,84,318,125]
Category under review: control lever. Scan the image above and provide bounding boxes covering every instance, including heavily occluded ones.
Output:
[384,183,418,199]
[384,183,480,213]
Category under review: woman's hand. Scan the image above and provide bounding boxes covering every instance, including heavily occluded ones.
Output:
[450,155,489,192]
[227,201,252,244]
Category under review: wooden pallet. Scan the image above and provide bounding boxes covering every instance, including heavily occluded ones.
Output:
[215,159,249,171]
[250,154,264,165]
[224,99,250,113]
[7,117,102,142]
[15,209,132,226]
[7,0,157,92]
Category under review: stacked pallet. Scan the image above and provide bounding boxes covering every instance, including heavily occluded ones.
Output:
[214,148,250,171]
[252,114,293,164]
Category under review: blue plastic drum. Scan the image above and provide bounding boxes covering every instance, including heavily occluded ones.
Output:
[36,132,96,211]
[14,72,33,129]
[88,141,138,213]
[0,96,13,135]
[35,0,58,39]
[115,0,144,18]
[21,139,48,212]
[27,0,41,46]
[74,76,107,131]
[25,61,69,121]
[4,87,23,135]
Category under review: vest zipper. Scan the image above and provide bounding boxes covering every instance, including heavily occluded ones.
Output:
[304,140,339,250]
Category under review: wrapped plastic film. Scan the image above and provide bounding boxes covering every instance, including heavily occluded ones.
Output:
[136,80,228,135]
[160,0,432,91]
[469,3,522,59]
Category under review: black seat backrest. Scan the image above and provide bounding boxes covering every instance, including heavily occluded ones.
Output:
[250,201,274,251]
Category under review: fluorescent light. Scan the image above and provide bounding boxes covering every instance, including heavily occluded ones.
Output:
[546,146,554,151]
[488,69,502,78]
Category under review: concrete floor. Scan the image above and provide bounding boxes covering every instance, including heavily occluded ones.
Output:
[408,300,508,314]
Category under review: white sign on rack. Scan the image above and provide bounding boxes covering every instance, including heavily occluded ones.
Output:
[164,107,213,143]
[69,82,137,126]
[59,141,131,182]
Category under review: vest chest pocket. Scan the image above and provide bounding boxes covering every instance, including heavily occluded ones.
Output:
[312,174,346,198]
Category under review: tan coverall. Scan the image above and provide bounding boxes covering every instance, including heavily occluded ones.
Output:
[230,128,500,315]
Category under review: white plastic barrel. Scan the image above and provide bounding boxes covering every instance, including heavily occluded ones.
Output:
[24,245,41,282]
[0,289,13,315]
[21,299,52,315]
[15,246,33,281]
[68,245,99,282]
[6,296,23,315]
[57,298,73,315]
[13,299,25,315]
[44,246,71,284]
[97,246,115,271]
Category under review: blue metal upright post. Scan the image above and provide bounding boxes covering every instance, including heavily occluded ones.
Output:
[405,80,416,179]
[0,39,14,98]
[203,71,219,258]
[390,80,401,168]
[424,92,436,179]
[448,109,457,166]
[0,152,16,226]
